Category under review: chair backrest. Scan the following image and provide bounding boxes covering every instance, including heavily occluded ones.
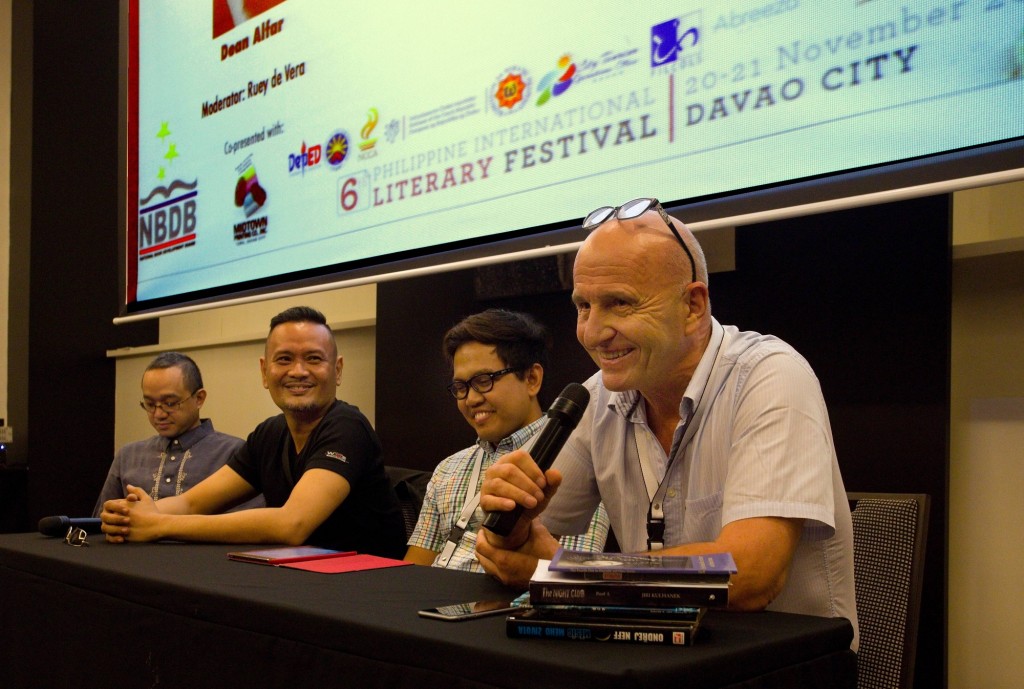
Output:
[386,466,433,540]
[847,492,930,689]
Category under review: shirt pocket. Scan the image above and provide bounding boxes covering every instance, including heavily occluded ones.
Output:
[683,490,724,543]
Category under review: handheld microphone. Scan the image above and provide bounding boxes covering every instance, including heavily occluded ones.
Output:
[38,515,104,537]
[482,382,590,537]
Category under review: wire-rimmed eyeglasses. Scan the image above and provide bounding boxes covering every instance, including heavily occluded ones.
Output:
[447,367,519,400]
[139,391,196,414]
[582,198,697,283]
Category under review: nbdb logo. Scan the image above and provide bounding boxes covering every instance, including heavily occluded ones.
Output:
[651,16,701,67]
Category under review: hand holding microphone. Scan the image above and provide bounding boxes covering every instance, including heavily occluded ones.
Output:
[482,382,589,537]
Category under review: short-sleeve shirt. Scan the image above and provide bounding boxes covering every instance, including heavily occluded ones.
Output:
[227,400,406,558]
[408,416,610,572]
[543,319,858,649]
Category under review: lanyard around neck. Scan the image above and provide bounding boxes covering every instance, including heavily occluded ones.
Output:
[435,426,544,568]
[638,324,726,549]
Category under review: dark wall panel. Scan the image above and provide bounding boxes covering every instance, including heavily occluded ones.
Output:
[18,2,158,524]
[712,196,950,689]
[374,254,597,471]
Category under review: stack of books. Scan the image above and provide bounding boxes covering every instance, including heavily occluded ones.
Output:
[506,548,736,646]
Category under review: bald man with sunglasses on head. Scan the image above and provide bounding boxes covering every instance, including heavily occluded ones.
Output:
[477,198,858,649]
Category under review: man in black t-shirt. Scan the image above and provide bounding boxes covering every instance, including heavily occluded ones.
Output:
[100,306,406,558]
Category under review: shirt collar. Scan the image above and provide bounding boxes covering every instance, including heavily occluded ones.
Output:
[166,418,214,452]
[608,317,725,422]
[475,415,547,454]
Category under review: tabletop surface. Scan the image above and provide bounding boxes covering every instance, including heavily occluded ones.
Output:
[0,532,855,689]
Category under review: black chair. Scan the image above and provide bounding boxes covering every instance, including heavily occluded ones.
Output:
[847,492,930,689]
[386,466,432,540]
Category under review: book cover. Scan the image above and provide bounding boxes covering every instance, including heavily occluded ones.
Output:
[528,603,705,623]
[529,564,729,608]
[506,609,700,646]
[282,553,412,574]
[226,546,355,565]
[549,548,736,582]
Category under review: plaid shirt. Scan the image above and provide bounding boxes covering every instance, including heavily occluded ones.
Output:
[408,417,609,572]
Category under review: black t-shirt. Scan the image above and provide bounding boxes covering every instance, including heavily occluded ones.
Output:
[227,400,406,558]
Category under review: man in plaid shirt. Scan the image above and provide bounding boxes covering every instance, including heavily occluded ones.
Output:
[404,309,608,572]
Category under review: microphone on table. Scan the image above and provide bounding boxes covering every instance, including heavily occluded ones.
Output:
[482,382,590,537]
[38,515,104,537]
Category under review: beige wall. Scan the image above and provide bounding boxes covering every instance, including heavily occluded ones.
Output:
[948,180,1024,689]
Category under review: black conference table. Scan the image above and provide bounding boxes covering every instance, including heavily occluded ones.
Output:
[0,533,855,689]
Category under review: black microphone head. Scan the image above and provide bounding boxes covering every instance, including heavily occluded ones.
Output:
[38,515,71,537]
[547,382,590,426]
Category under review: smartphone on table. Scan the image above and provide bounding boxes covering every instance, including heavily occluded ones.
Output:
[417,597,519,621]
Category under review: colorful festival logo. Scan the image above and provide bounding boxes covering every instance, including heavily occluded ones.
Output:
[234,160,267,216]
[489,66,532,115]
[651,16,700,68]
[536,54,576,106]
[233,154,268,243]
[325,130,351,170]
[360,107,379,156]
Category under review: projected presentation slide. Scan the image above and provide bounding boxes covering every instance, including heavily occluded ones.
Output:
[128,0,1024,310]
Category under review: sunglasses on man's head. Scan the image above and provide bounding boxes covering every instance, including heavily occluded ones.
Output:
[582,198,696,283]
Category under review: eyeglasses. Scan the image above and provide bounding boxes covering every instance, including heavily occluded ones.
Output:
[139,391,196,414]
[64,526,89,547]
[582,198,697,283]
[447,367,518,400]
